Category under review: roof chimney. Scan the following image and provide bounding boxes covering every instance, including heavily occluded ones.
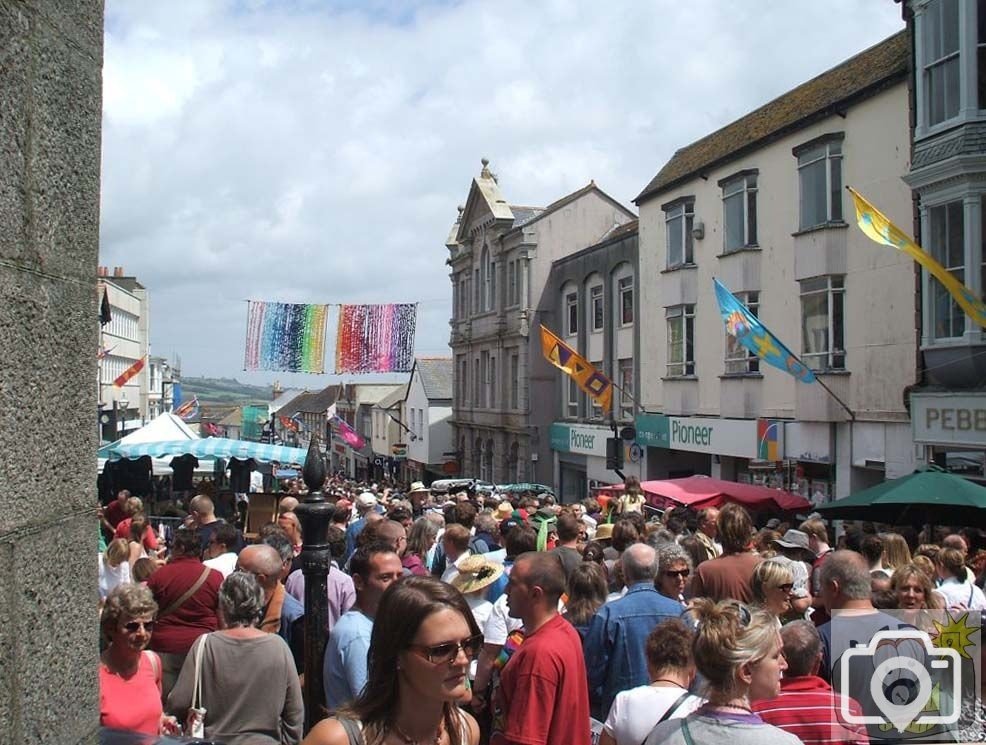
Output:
[97,266,107,276]
[113,267,124,277]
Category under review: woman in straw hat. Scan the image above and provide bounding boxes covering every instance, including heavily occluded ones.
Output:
[451,555,504,633]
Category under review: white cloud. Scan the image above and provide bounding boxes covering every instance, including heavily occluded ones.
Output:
[99,0,906,386]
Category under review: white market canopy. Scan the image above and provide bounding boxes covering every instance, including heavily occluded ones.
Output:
[107,436,308,466]
[97,412,202,475]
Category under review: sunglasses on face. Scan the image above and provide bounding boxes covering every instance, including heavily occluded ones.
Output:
[663,569,690,578]
[776,583,795,593]
[124,620,155,633]
[408,633,484,664]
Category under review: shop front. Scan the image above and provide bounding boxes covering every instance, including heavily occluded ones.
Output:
[550,422,643,503]
[911,392,986,482]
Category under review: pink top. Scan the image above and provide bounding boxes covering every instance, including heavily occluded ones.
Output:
[99,651,162,735]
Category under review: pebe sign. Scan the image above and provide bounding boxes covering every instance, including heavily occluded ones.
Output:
[911,393,986,447]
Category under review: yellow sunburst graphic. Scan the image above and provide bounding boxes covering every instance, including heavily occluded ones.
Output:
[932,612,980,660]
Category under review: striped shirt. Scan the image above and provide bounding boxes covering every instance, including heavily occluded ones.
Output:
[753,675,869,745]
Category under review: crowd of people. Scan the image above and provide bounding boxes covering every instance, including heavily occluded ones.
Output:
[96,473,986,745]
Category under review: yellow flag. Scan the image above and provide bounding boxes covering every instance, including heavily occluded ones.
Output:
[539,324,613,412]
[848,186,986,329]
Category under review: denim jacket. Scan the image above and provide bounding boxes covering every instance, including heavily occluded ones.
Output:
[583,582,685,718]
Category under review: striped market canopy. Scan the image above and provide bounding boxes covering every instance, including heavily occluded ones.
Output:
[108,437,308,465]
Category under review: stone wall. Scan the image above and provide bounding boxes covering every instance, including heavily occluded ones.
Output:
[0,1,104,743]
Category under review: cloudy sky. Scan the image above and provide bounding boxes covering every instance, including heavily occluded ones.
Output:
[99,0,905,388]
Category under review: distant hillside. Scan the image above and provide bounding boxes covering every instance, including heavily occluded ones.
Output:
[181,376,274,406]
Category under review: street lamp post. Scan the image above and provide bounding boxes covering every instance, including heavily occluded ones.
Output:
[118,395,129,436]
[295,435,332,733]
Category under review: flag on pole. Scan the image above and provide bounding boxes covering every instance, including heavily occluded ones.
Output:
[539,325,613,411]
[713,279,816,384]
[100,288,112,326]
[202,422,223,437]
[331,415,366,450]
[848,186,986,329]
[97,344,115,361]
[174,396,199,421]
[280,415,301,432]
[112,356,146,388]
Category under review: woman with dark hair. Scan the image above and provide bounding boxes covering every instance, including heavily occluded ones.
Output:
[404,517,440,576]
[304,575,481,745]
[562,561,608,637]
[167,571,303,744]
[600,619,703,745]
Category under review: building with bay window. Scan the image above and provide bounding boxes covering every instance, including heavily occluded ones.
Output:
[904,0,986,480]
[634,31,920,502]
[446,160,635,485]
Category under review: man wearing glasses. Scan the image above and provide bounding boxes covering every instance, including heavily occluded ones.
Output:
[491,551,591,745]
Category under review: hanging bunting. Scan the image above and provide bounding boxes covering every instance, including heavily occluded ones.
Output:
[244,301,328,373]
[334,303,417,373]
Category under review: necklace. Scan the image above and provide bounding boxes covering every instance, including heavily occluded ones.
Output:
[707,701,754,714]
[391,720,443,745]
[651,678,686,688]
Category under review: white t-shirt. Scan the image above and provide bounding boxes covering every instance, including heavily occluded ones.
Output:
[603,685,704,745]
[937,577,986,610]
[483,593,522,645]
[204,551,238,579]
[98,555,131,599]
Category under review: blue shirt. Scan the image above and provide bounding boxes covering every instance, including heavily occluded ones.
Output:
[323,609,373,711]
[583,582,685,718]
[279,589,305,672]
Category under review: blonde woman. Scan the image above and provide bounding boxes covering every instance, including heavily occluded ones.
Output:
[644,600,796,745]
[750,560,795,618]
[879,532,912,572]
[99,538,132,600]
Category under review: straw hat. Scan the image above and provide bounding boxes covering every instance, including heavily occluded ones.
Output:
[408,481,429,494]
[495,502,514,519]
[451,555,504,595]
[594,523,615,541]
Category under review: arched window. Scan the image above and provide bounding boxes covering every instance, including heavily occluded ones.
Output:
[472,437,482,476]
[585,272,604,334]
[561,281,578,337]
[483,439,495,482]
[481,244,495,312]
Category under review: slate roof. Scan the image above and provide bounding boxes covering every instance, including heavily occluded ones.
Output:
[374,384,409,410]
[414,357,453,401]
[509,182,635,233]
[510,205,545,227]
[635,31,909,205]
[297,384,339,414]
[270,388,305,413]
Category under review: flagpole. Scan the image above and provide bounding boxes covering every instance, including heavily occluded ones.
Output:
[813,376,856,421]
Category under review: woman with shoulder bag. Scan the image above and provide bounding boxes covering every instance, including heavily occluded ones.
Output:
[99,584,180,736]
[167,571,303,745]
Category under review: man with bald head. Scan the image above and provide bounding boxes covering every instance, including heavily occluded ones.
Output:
[583,542,685,718]
[237,543,304,670]
[189,494,223,555]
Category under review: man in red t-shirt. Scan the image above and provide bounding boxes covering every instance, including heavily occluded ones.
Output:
[100,489,130,536]
[147,528,222,701]
[491,551,591,745]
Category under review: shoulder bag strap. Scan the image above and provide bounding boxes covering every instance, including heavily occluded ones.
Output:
[191,634,208,712]
[144,650,160,683]
[336,717,366,745]
[160,566,212,618]
[679,718,697,745]
[639,692,692,745]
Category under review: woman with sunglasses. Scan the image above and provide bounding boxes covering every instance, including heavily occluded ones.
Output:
[644,600,796,745]
[655,544,693,603]
[750,560,794,618]
[99,584,179,735]
[304,575,481,745]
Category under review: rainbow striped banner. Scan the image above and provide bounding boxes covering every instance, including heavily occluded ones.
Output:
[335,303,417,373]
[244,301,328,373]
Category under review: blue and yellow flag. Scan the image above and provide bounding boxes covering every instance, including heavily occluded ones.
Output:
[713,279,816,384]
[848,186,986,329]
[539,324,613,411]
